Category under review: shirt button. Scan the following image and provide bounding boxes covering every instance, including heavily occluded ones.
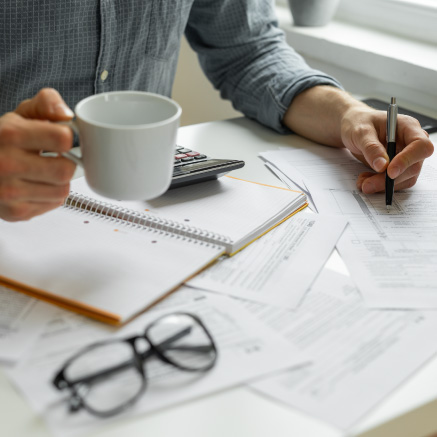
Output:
[100,70,109,82]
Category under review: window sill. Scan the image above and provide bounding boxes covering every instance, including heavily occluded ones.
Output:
[276,5,437,116]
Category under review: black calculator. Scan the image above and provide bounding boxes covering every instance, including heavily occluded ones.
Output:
[169,145,245,189]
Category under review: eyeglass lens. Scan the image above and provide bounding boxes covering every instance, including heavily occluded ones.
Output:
[65,341,144,414]
[147,313,217,371]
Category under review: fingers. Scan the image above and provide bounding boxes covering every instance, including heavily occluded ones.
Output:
[356,172,376,192]
[358,161,423,194]
[15,88,74,121]
[0,112,73,153]
[0,179,71,204]
[0,155,73,222]
[0,153,72,221]
[346,109,434,194]
[2,150,77,185]
[0,141,76,185]
[0,200,66,222]
[387,119,434,179]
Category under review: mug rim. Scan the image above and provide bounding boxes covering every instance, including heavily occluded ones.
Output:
[74,91,182,130]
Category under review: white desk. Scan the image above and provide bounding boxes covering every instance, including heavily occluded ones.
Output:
[2,117,437,437]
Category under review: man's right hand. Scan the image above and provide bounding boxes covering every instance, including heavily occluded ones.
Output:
[0,88,76,221]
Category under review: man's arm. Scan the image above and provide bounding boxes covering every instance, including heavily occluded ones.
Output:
[282,85,434,193]
[185,0,342,133]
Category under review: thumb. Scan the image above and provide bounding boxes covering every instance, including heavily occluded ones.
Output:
[15,88,74,121]
[352,127,389,173]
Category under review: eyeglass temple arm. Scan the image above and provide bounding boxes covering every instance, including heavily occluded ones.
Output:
[139,328,215,359]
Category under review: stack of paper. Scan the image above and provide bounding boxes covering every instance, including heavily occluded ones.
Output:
[3,135,437,437]
[260,144,437,308]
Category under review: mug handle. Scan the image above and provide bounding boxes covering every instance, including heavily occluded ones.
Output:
[57,120,84,167]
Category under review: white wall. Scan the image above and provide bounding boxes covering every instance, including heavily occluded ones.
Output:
[172,37,242,127]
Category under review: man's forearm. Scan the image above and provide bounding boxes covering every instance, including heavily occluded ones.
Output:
[282,85,369,148]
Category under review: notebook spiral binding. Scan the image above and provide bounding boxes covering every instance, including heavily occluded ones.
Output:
[64,192,232,249]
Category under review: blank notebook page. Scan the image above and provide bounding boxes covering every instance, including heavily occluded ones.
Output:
[0,207,224,322]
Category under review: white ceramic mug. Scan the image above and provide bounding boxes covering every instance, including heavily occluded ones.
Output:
[288,0,340,27]
[63,91,182,200]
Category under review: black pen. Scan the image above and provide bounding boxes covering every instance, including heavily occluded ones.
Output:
[386,97,398,212]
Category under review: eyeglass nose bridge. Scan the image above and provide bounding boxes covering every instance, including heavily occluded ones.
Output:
[69,390,84,413]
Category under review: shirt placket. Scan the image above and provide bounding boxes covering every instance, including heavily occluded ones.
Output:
[95,0,116,93]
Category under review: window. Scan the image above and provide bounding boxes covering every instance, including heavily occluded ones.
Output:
[336,0,437,45]
[276,0,437,45]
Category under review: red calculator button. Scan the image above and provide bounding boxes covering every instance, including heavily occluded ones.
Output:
[174,153,187,159]
[186,151,200,157]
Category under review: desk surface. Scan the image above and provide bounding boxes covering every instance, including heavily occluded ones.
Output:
[2,117,437,437]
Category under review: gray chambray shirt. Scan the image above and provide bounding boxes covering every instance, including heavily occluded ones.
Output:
[0,0,342,133]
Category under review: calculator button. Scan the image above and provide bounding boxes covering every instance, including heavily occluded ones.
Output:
[194,154,207,159]
[177,148,192,153]
[186,151,200,157]
[174,153,187,159]
[181,157,194,162]
[174,159,182,164]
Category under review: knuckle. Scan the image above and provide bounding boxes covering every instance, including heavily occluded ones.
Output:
[405,177,417,189]
[55,161,75,183]
[48,126,73,152]
[0,122,21,146]
[362,141,382,158]
[400,114,421,129]
[58,126,74,149]
[352,124,373,140]
[36,88,61,116]
[0,155,22,176]
[15,99,31,112]
[38,87,58,101]
[410,162,422,175]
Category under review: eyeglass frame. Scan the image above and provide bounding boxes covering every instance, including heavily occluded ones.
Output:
[52,311,218,418]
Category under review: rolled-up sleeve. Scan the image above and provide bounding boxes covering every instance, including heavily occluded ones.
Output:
[185,0,343,133]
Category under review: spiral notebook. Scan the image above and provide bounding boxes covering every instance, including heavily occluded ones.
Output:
[0,176,306,325]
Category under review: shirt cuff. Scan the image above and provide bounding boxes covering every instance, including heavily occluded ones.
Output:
[259,71,344,134]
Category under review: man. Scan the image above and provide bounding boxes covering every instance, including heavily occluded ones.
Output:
[0,0,433,221]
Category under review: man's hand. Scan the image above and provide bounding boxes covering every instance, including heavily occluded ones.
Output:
[341,105,433,193]
[0,88,76,221]
[283,86,434,193]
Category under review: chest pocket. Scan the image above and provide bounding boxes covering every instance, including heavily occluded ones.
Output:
[146,0,193,61]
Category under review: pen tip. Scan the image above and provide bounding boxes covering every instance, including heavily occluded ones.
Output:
[386,205,391,213]
[391,97,396,104]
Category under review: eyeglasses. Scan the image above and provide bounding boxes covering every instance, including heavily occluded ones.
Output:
[52,312,218,417]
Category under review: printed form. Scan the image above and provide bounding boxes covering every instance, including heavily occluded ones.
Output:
[246,269,437,429]
[188,212,347,309]
[0,285,56,363]
[261,144,437,308]
[8,287,309,437]
[312,188,437,308]
[260,142,437,194]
